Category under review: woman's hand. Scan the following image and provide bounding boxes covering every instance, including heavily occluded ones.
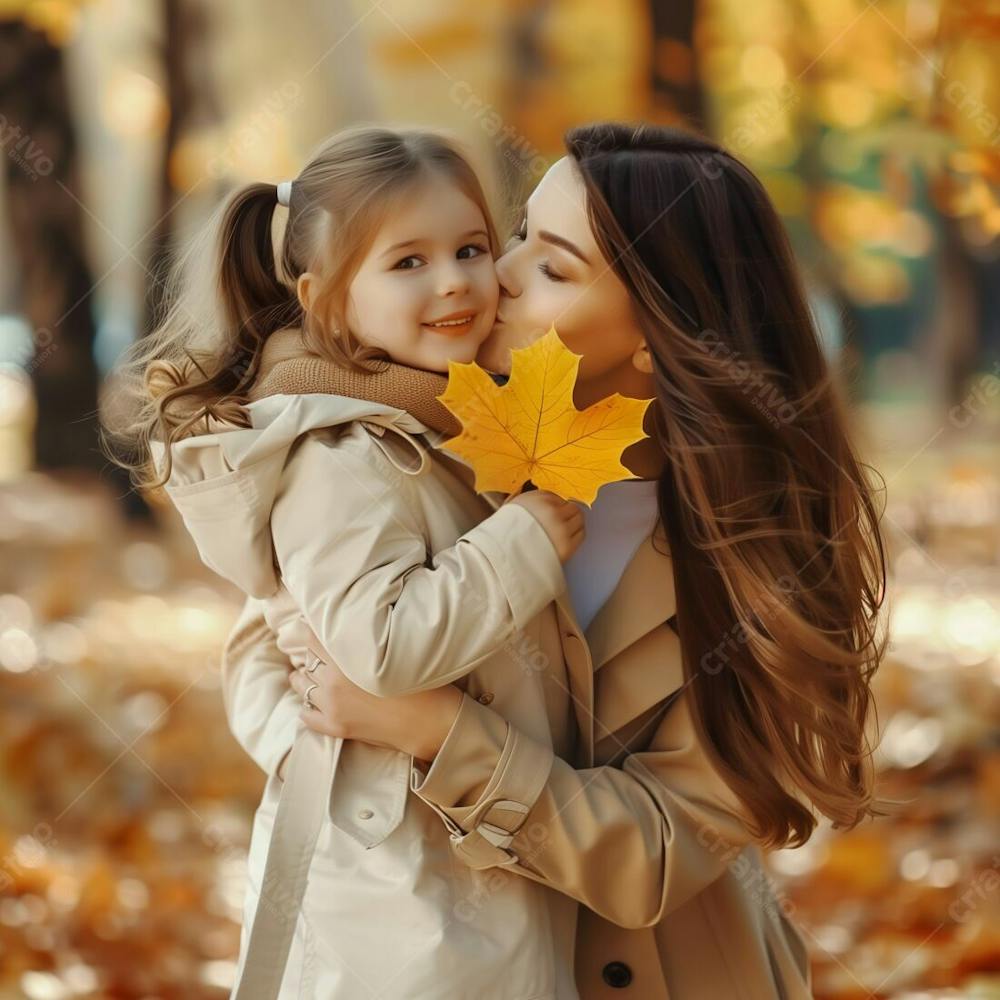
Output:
[286,639,464,766]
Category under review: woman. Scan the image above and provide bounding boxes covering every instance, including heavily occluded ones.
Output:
[228,122,886,998]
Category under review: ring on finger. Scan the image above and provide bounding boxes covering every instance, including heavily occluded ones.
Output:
[303,682,319,711]
[303,655,321,675]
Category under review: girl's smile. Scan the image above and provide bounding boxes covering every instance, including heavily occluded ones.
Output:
[422,309,479,337]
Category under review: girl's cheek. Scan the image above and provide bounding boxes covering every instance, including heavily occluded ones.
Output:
[477,261,500,304]
[395,278,428,322]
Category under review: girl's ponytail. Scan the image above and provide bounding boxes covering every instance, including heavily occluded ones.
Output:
[218,183,301,367]
[102,181,303,490]
[149,182,303,477]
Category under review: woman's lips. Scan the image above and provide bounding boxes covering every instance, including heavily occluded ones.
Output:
[422,311,477,337]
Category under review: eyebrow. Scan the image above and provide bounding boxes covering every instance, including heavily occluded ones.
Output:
[518,202,592,266]
[539,229,591,266]
[381,229,489,258]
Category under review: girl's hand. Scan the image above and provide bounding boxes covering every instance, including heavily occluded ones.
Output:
[287,639,464,765]
[506,489,585,562]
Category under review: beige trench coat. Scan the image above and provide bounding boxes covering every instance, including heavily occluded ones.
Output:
[225,437,815,999]
[157,393,581,998]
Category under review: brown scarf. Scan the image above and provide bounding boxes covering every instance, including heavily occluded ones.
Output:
[248,327,462,437]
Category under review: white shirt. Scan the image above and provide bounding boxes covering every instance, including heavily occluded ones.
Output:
[563,478,661,632]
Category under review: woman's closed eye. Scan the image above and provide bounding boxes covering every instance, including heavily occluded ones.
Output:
[538,261,567,282]
[505,222,565,281]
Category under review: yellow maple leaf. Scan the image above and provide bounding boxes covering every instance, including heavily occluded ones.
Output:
[436,327,653,506]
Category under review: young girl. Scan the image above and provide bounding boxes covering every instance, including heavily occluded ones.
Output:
[105,127,586,999]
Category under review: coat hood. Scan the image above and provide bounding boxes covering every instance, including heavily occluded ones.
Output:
[152,393,434,598]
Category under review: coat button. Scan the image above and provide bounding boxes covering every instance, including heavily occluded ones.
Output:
[476,692,494,705]
[601,961,633,988]
[357,808,374,820]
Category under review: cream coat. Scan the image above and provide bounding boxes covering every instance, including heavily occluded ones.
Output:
[155,393,581,999]
[224,424,816,998]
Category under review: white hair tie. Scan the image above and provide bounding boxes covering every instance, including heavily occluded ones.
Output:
[276,180,293,207]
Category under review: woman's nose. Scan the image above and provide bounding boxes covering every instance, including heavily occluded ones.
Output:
[495,250,521,298]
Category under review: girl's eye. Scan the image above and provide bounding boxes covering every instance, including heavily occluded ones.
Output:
[538,261,566,283]
[457,243,488,259]
[393,256,424,271]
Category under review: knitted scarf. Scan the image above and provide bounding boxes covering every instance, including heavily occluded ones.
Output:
[249,327,461,437]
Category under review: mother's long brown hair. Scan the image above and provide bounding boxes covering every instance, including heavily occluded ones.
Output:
[566,122,887,847]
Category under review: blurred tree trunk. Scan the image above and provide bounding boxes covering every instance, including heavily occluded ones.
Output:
[142,0,214,337]
[648,0,705,130]
[0,18,101,472]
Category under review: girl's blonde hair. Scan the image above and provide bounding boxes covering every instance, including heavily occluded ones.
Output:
[102,125,499,490]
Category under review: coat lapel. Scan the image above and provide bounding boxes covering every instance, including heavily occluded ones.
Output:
[585,526,676,671]
[552,592,595,767]
[553,525,681,765]
[593,624,685,745]
[586,527,685,742]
